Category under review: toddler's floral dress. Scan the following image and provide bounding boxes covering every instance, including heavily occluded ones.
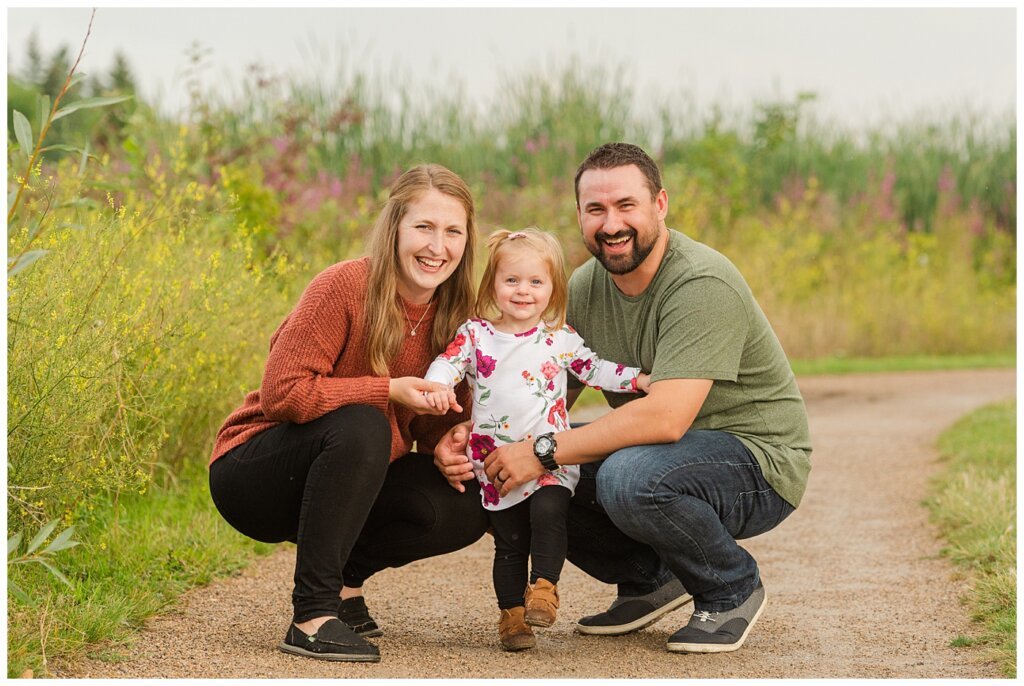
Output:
[425,319,642,511]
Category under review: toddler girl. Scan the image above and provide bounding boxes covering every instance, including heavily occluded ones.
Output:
[424,229,648,651]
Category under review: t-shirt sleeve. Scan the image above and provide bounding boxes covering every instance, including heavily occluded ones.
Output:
[651,277,748,383]
[425,320,476,386]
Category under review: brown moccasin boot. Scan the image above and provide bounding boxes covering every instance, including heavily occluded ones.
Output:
[498,607,536,651]
[524,578,559,627]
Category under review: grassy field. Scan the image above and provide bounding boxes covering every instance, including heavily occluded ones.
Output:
[927,400,1016,677]
[6,464,276,678]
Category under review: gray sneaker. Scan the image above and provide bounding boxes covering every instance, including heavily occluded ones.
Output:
[576,578,693,636]
[666,581,766,653]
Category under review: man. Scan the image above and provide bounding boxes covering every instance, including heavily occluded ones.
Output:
[436,142,811,654]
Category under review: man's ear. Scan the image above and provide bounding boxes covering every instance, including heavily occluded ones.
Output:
[656,189,669,221]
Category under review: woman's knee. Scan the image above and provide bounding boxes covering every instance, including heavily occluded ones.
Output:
[316,405,391,470]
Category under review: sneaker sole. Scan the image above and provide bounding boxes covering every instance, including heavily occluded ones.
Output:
[576,592,694,636]
[666,591,767,654]
[524,617,554,628]
[278,642,381,662]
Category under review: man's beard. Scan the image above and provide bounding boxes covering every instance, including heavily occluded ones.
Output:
[586,227,659,275]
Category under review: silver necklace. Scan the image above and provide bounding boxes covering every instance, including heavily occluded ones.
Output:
[401,300,432,337]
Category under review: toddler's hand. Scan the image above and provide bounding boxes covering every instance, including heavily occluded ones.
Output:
[423,387,459,414]
[637,372,652,394]
[389,377,462,415]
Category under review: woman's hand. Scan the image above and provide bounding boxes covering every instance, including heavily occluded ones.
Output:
[433,420,476,492]
[389,377,463,415]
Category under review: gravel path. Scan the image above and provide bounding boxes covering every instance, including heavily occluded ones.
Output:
[60,368,1014,678]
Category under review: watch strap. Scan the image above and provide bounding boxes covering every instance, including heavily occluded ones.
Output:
[537,450,558,471]
[534,433,558,471]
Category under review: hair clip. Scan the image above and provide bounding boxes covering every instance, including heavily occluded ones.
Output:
[507,231,527,239]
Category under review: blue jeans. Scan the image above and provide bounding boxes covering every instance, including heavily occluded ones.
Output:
[566,430,794,612]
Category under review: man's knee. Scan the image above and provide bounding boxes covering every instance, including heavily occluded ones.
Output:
[594,447,657,518]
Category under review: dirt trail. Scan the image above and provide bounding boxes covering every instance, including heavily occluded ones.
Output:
[60,368,1014,678]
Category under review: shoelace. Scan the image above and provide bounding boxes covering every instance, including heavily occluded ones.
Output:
[694,610,717,623]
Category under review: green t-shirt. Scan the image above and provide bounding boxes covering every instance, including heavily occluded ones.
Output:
[567,229,812,507]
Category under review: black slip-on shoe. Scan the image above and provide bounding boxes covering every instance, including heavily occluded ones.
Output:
[666,581,766,654]
[576,578,693,636]
[339,596,383,638]
[279,618,381,662]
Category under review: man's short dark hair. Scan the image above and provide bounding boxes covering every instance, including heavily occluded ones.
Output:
[574,142,663,204]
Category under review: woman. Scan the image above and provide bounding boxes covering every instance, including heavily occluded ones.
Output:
[208,164,489,662]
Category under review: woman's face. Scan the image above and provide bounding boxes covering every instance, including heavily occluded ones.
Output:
[394,189,469,304]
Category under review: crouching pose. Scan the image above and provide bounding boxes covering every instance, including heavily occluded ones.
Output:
[209,164,489,663]
[436,144,812,655]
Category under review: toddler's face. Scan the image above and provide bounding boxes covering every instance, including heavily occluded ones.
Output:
[492,250,553,333]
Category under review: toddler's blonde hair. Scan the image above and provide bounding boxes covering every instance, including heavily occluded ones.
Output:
[475,228,567,330]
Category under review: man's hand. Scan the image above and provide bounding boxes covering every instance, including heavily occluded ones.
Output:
[433,420,476,492]
[483,439,545,496]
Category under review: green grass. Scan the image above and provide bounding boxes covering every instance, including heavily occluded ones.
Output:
[6,463,277,678]
[571,353,1016,410]
[926,400,1016,677]
[792,352,1015,376]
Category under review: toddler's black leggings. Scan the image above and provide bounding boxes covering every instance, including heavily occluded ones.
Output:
[488,484,572,609]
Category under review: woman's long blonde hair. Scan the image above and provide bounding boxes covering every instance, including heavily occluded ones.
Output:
[365,164,477,376]
[475,228,567,330]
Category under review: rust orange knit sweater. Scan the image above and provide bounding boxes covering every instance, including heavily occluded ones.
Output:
[210,257,470,466]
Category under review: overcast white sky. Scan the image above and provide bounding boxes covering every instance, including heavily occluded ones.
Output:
[5,6,1019,130]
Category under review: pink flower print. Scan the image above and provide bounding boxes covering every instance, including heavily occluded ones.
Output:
[541,361,559,380]
[547,397,567,425]
[476,349,496,378]
[547,380,555,391]
[515,326,539,338]
[442,333,466,360]
[537,472,560,487]
[470,433,497,462]
[630,377,639,391]
[615,363,626,375]
[482,482,500,506]
[545,337,554,346]
[521,370,530,379]
[570,357,592,376]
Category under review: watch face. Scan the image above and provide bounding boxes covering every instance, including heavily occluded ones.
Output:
[535,436,553,454]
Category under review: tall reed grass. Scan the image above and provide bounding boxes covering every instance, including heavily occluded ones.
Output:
[5,33,1016,676]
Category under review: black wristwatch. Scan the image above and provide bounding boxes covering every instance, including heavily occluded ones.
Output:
[533,432,558,471]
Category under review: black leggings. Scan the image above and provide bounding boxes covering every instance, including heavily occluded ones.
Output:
[488,485,572,609]
[209,405,488,623]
